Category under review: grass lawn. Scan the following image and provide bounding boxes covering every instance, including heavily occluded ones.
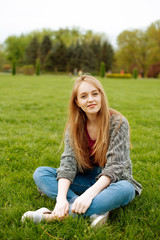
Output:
[0,74,159,240]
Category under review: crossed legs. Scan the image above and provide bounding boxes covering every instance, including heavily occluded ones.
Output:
[33,166,135,219]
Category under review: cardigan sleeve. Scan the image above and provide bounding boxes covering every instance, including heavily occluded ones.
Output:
[57,129,78,182]
[98,116,132,183]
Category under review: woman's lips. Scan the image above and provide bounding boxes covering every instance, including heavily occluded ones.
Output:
[87,104,96,108]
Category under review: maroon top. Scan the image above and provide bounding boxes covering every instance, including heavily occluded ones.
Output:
[85,124,96,155]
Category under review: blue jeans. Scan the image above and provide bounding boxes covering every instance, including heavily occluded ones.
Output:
[33,166,135,216]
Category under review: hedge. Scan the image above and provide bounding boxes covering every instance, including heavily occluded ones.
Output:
[106,73,132,78]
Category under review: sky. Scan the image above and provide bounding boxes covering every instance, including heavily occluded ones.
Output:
[1,0,160,47]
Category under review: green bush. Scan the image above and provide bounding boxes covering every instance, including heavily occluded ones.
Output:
[106,73,132,78]
[133,68,138,79]
[100,61,106,78]
[12,60,16,75]
[36,58,40,76]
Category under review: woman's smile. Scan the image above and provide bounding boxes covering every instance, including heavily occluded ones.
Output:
[87,104,97,108]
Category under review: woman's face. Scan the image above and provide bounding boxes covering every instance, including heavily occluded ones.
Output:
[76,81,101,118]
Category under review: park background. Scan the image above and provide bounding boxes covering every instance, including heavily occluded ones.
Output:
[0,0,160,239]
[0,0,160,77]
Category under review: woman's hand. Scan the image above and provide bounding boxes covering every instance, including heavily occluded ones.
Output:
[52,198,69,219]
[71,193,93,214]
[71,176,111,215]
[51,178,71,219]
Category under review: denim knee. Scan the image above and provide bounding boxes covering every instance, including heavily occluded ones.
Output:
[33,166,57,183]
[118,180,135,206]
[33,166,44,183]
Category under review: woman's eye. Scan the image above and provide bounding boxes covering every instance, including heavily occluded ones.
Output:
[81,95,86,98]
[93,92,98,96]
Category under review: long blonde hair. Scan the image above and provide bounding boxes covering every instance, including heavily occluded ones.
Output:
[65,75,120,171]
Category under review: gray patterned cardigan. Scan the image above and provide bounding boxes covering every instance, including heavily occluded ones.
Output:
[57,114,142,195]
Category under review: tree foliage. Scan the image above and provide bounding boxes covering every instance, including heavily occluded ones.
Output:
[3,21,160,76]
[40,35,52,69]
[54,28,82,47]
[115,20,160,77]
[0,45,7,70]
[44,41,67,72]
[26,37,39,66]
[146,20,160,64]
[5,35,29,64]
[100,41,113,71]
[3,28,114,74]
[42,32,113,73]
[116,30,149,75]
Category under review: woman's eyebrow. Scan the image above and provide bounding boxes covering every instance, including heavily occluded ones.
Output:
[79,89,98,95]
[79,92,87,95]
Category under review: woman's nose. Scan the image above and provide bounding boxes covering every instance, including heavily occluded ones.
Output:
[88,94,93,102]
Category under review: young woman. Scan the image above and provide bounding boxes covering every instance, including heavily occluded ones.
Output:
[22,75,142,227]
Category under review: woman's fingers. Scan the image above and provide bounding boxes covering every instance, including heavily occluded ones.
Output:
[53,199,69,216]
[65,204,69,214]
[71,201,85,214]
[53,202,69,219]
[71,195,92,214]
[53,209,63,218]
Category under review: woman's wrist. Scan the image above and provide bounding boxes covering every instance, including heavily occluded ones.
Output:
[83,188,97,199]
[56,195,67,202]
[84,175,111,199]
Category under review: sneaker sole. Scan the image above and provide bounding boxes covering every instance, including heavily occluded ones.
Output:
[91,212,110,228]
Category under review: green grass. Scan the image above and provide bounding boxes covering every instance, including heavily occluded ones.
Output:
[0,75,160,240]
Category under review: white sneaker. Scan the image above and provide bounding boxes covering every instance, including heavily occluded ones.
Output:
[21,207,51,224]
[90,212,110,228]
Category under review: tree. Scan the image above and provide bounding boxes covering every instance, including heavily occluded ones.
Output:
[5,35,28,64]
[90,39,101,70]
[147,20,160,64]
[116,30,149,76]
[147,20,160,48]
[27,29,55,43]
[54,41,67,71]
[100,41,114,72]
[44,41,67,72]
[66,42,98,73]
[40,35,52,70]
[26,37,39,66]
[54,28,82,47]
[3,27,115,74]
[0,45,7,70]
[44,49,55,72]
[80,43,98,73]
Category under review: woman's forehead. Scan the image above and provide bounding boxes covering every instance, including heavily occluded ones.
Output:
[77,81,98,94]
